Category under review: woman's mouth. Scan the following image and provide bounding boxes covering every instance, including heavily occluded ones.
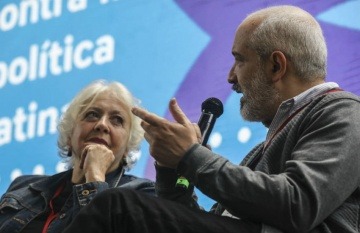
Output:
[87,138,109,148]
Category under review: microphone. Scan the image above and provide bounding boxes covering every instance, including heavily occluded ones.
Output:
[176,97,224,189]
[198,97,224,146]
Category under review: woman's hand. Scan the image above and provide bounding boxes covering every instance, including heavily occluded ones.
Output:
[72,144,115,184]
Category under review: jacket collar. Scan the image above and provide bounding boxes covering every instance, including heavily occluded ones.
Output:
[29,166,125,192]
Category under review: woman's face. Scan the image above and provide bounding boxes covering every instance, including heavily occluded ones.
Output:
[69,91,132,171]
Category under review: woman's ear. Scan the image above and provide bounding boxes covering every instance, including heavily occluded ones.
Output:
[67,138,72,157]
[121,152,128,167]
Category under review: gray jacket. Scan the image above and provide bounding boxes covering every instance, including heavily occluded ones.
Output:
[156,91,360,233]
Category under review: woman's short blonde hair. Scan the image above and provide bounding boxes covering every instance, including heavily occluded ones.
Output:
[57,80,144,170]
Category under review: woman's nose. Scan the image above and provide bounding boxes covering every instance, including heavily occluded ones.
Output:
[94,117,110,133]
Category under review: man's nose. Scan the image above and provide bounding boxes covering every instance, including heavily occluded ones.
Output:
[227,64,237,84]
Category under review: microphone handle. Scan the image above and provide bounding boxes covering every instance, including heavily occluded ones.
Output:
[175,112,215,189]
[198,112,215,146]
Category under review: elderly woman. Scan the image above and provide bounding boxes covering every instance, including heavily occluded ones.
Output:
[0,80,154,233]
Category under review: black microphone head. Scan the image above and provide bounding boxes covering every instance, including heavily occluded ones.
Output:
[201,97,224,118]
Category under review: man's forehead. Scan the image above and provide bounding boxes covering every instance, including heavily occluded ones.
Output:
[238,17,261,33]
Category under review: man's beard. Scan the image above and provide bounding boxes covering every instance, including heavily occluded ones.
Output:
[240,68,281,127]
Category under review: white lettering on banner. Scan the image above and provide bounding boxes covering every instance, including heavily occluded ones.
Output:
[0,0,90,32]
[0,34,115,89]
[0,118,11,146]
[67,0,88,13]
[99,0,110,4]
[0,101,67,147]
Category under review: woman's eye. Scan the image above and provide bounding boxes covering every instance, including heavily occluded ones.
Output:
[112,116,124,125]
[84,111,99,120]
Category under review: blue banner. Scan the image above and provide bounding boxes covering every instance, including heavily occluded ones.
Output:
[1,0,359,210]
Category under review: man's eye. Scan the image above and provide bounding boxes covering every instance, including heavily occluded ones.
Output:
[233,54,245,62]
[235,56,244,63]
[234,58,245,67]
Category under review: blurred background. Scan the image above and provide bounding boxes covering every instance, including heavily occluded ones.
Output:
[0,0,359,210]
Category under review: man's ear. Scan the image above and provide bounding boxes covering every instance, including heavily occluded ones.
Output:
[270,51,287,82]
